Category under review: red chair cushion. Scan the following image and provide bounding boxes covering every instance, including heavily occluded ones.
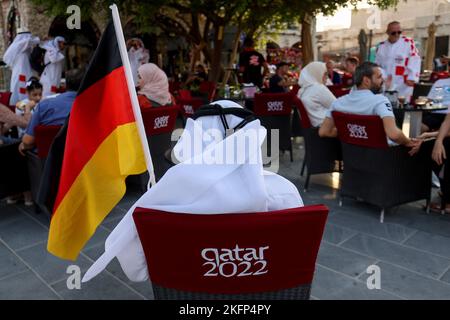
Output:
[34,125,62,158]
[332,111,389,149]
[430,71,450,83]
[133,205,328,294]
[253,92,293,116]
[141,105,179,136]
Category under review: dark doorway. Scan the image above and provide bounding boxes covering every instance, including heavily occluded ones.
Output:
[435,35,449,58]
[48,17,101,70]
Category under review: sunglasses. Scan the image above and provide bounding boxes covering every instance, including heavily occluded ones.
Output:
[390,31,402,36]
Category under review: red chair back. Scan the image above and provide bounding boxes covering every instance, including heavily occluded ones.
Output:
[199,81,216,102]
[430,71,450,83]
[169,81,182,95]
[328,85,350,98]
[177,97,204,118]
[292,96,312,129]
[133,205,328,297]
[0,91,12,107]
[290,84,300,96]
[34,125,62,158]
[253,92,293,116]
[178,89,192,99]
[341,73,353,87]
[141,105,179,136]
[332,111,389,149]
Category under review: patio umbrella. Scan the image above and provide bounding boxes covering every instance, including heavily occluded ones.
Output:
[425,23,437,71]
[358,29,368,62]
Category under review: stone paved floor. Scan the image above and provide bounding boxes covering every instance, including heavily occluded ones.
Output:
[2,139,450,300]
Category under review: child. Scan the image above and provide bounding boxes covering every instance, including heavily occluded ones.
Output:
[15,77,42,137]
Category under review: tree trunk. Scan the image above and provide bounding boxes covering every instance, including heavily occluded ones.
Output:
[209,23,225,83]
[222,26,242,87]
[301,13,314,66]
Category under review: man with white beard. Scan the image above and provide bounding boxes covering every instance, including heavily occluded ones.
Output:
[82,100,303,283]
[2,28,40,105]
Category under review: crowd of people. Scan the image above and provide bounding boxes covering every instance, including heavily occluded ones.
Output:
[2,19,450,214]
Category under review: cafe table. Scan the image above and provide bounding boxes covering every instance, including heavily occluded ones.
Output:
[395,104,448,138]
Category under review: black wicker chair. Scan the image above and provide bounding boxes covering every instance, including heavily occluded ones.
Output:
[26,125,62,208]
[127,105,179,191]
[332,111,432,223]
[293,96,342,191]
[0,141,29,199]
[253,92,294,161]
[133,205,328,300]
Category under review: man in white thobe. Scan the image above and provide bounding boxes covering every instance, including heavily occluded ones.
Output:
[2,29,40,105]
[82,100,303,283]
[375,21,421,101]
[40,36,66,98]
[127,38,150,85]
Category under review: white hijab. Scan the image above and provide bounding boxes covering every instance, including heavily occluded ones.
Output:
[82,100,303,282]
[298,61,327,96]
[3,32,39,66]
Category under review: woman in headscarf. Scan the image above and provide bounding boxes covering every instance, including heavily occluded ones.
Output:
[298,61,336,127]
[82,100,303,283]
[127,38,150,85]
[40,36,66,98]
[137,63,173,108]
[3,29,40,105]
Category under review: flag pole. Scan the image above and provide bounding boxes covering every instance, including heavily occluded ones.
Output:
[110,4,156,187]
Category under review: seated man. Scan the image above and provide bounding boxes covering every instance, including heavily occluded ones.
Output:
[326,60,342,86]
[319,61,421,154]
[422,77,450,133]
[18,69,84,155]
[342,56,359,87]
[268,62,296,93]
[82,100,303,283]
[418,113,450,213]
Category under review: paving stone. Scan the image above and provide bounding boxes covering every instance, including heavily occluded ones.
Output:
[0,270,59,300]
[342,233,450,279]
[359,262,450,300]
[317,242,377,277]
[0,216,48,250]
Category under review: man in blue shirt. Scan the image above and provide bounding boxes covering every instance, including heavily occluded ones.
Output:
[319,61,421,154]
[18,69,84,155]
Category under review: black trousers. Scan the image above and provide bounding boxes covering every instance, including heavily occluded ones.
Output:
[422,138,450,204]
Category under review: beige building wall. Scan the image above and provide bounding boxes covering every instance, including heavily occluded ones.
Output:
[317,0,450,59]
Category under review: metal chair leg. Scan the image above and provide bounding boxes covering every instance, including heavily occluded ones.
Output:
[338,198,343,207]
[301,159,306,176]
[304,173,310,192]
[380,209,385,223]
[426,198,430,214]
[290,145,293,162]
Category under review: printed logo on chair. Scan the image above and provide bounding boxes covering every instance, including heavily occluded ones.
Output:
[267,101,284,112]
[347,123,368,139]
[154,115,170,129]
[201,245,269,278]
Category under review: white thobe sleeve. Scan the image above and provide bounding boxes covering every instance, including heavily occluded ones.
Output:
[47,49,65,64]
[375,44,387,79]
[406,40,421,82]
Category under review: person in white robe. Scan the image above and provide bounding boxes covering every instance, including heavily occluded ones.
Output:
[82,100,303,283]
[3,29,40,105]
[40,36,66,98]
[375,21,421,101]
[127,38,150,86]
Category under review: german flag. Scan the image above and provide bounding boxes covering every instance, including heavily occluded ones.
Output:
[45,21,147,260]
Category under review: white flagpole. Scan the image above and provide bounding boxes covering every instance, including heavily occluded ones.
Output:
[110,4,156,187]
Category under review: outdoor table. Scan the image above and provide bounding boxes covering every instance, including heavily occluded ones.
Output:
[396,104,448,138]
